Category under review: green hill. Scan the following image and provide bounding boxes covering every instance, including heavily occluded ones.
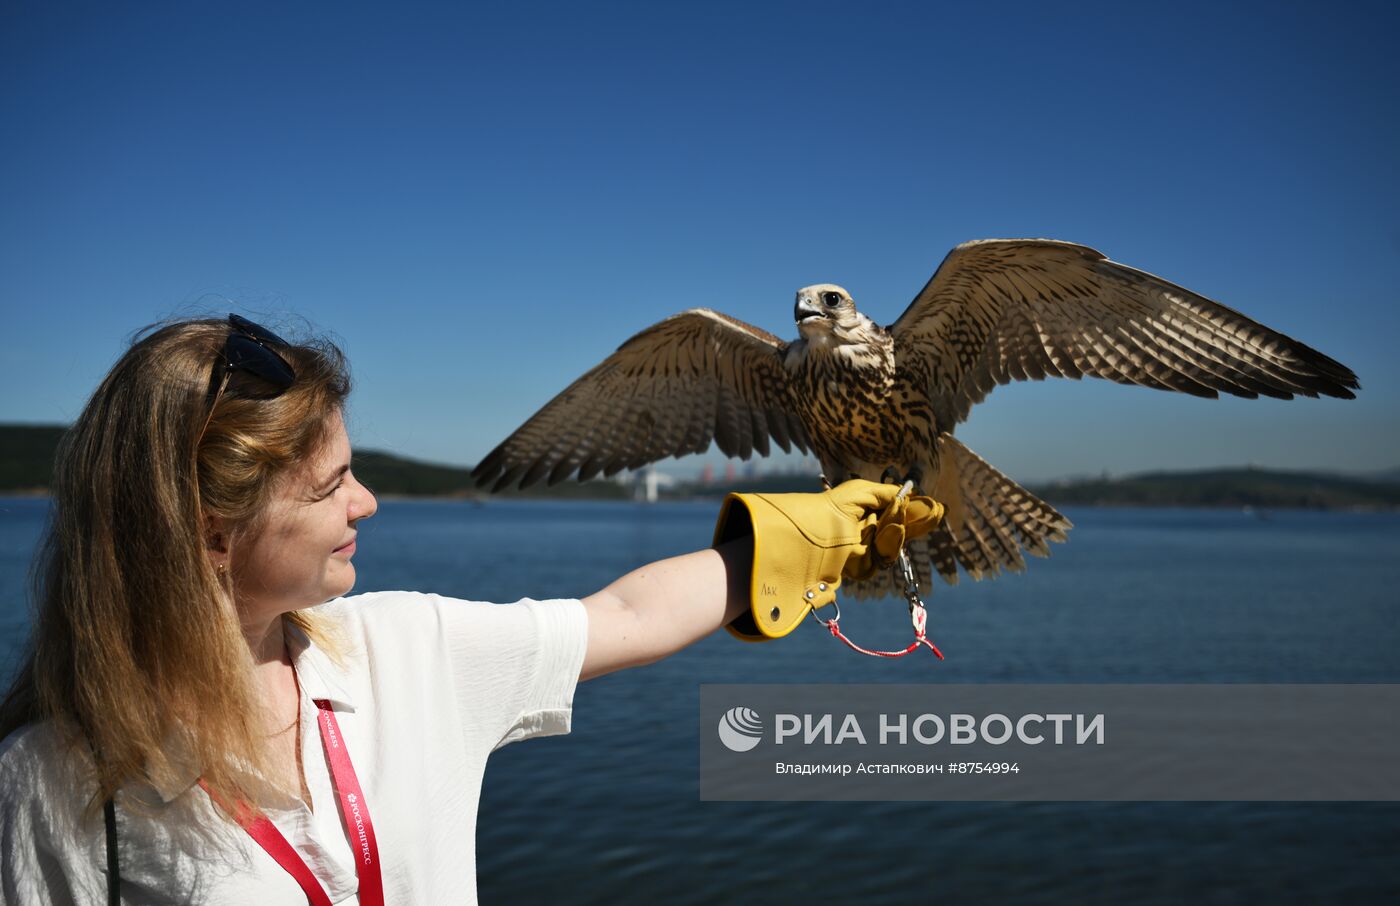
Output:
[0,425,66,492]
[1028,467,1400,509]
[0,424,624,500]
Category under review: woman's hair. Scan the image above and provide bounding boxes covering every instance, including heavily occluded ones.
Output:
[0,316,351,817]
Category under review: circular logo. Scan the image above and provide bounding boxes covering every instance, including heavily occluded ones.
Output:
[717,707,764,752]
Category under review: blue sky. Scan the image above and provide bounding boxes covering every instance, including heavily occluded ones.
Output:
[2,1,1396,483]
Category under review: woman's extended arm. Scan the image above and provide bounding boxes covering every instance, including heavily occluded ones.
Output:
[577,481,942,681]
[579,537,752,681]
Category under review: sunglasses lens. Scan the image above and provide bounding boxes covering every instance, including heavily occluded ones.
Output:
[228,314,292,349]
[224,334,296,389]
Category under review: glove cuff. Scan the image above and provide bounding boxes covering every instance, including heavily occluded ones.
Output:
[713,492,846,641]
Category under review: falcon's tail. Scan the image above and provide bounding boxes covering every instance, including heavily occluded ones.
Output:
[843,435,1072,600]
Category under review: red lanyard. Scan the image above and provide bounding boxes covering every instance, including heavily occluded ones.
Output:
[201,700,384,906]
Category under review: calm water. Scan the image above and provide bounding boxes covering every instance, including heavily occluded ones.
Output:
[1,497,1398,904]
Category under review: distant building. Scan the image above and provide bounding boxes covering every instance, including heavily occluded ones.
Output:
[624,464,677,503]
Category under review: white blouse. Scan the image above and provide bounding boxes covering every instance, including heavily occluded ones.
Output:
[0,592,589,905]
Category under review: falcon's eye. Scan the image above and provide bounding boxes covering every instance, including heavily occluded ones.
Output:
[821,292,843,307]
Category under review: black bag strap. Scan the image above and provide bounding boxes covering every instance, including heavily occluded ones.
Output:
[81,724,121,905]
[104,797,120,905]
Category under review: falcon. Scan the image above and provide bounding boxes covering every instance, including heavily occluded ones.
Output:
[473,239,1359,597]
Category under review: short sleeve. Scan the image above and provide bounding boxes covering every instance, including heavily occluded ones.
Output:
[435,597,589,751]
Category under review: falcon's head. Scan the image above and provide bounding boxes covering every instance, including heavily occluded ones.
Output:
[794,284,862,338]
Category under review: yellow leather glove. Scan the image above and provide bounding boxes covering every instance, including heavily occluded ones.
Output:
[712,479,944,642]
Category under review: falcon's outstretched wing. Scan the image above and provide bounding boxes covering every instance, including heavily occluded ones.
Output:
[473,309,809,492]
[890,239,1360,429]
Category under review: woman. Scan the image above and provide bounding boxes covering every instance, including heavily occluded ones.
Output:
[0,315,937,904]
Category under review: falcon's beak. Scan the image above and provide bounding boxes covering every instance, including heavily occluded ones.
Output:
[795,295,824,325]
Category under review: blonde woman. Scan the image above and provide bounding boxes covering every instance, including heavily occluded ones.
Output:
[0,315,937,904]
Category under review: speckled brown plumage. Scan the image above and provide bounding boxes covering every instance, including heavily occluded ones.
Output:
[473,239,1359,596]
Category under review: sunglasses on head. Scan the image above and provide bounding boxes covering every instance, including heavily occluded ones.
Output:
[195,315,297,449]
[209,314,297,400]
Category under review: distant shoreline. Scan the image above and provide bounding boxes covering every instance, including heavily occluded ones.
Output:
[3,424,1396,510]
[2,492,1396,513]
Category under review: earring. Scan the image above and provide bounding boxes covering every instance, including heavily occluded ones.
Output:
[216,562,227,579]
